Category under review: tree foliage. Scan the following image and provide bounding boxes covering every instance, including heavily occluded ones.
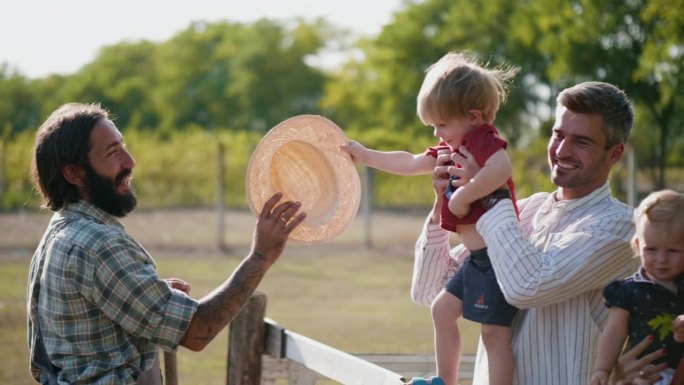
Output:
[0,1,682,210]
[151,19,328,132]
[0,18,329,134]
[0,65,41,136]
[509,0,684,188]
[322,0,546,148]
[324,0,683,189]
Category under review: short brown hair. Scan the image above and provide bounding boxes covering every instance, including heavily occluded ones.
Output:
[31,103,109,211]
[557,81,633,149]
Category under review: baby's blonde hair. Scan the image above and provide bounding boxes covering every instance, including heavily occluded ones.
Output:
[633,189,684,239]
[417,51,519,125]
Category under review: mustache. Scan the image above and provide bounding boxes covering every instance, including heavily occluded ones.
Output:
[115,169,132,185]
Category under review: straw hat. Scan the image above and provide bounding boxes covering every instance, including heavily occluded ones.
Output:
[246,115,361,242]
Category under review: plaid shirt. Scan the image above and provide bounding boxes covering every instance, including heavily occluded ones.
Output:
[27,201,198,384]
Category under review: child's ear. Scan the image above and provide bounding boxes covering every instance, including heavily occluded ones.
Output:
[62,164,87,187]
[631,237,640,254]
[468,109,483,123]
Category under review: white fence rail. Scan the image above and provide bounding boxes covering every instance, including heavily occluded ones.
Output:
[226,293,475,385]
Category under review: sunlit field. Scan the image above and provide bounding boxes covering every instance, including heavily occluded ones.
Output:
[0,208,480,385]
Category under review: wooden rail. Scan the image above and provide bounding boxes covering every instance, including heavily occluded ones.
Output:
[226,293,475,385]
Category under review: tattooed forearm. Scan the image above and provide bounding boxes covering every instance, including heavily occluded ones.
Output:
[186,252,270,345]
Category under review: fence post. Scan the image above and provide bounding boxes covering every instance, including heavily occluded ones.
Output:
[288,362,317,385]
[227,292,267,385]
[361,166,374,249]
[163,351,178,385]
[626,145,637,206]
[0,123,11,206]
[216,142,228,252]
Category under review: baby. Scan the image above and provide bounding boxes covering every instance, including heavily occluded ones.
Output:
[591,190,684,385]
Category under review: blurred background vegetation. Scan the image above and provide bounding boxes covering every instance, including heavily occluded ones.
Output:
[1,0,683,211]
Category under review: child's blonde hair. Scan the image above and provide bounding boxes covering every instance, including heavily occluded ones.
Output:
[633,189,684,240]
[417,51,519,125]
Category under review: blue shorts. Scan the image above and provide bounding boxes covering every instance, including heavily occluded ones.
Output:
[445,248,518,326]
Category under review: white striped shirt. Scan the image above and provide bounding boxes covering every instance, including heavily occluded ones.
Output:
[411,183,638,385]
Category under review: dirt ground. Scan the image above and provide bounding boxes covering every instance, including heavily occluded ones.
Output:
[0,206,444,260]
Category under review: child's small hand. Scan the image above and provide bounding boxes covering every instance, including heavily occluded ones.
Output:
[448,193,470,218]
[589,370,609,385]
[673,314,684,342]
[340,140,367,163]
[166,278,191,294]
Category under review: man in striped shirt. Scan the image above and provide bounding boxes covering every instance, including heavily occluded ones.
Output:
[411,82,641,385]
[27,103,306,384]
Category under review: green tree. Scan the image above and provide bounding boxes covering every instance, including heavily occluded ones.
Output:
[321,0,545,150]
[70,40,160,129]
[511,0,684,189]
[325,0,683,192]
[153,19,329,132]
[0,64,41,133]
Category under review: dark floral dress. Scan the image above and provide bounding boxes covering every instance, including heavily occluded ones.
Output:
[604,268,684,368]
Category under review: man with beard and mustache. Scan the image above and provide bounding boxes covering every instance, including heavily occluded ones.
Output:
[410,82,665,385]
[27,103,306,385]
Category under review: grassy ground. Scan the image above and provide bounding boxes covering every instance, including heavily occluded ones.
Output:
[0,208,479,384]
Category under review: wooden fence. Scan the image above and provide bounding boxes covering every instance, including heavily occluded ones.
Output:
[224,292,475,385]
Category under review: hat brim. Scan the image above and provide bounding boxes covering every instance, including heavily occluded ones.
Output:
[246,115,361,243]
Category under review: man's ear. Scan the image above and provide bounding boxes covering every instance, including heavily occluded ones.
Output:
[609,142,625,164]
[62,164,87,187]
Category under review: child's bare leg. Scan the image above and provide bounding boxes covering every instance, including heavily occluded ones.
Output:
[481,324,514,385]
[431,290,464,385]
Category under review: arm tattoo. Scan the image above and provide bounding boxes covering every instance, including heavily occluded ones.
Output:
[191,253,269,342]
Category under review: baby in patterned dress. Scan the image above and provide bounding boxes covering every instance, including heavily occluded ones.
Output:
[591,189,684,385]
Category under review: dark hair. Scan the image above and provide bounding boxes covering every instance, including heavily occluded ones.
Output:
[31,103,109,211]
[557,81,633,148]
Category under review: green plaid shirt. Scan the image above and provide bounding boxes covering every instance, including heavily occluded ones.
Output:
[27,201,198,384]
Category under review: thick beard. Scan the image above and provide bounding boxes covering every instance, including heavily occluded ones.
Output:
[84,164,137,217]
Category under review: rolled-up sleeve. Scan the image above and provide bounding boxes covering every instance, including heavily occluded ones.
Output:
[149,287,198,351]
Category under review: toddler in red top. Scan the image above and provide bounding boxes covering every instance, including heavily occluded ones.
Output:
[425,124,519,231]
[342,51,519,385]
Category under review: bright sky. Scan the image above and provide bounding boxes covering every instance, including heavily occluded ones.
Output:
[0,0,403,78]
